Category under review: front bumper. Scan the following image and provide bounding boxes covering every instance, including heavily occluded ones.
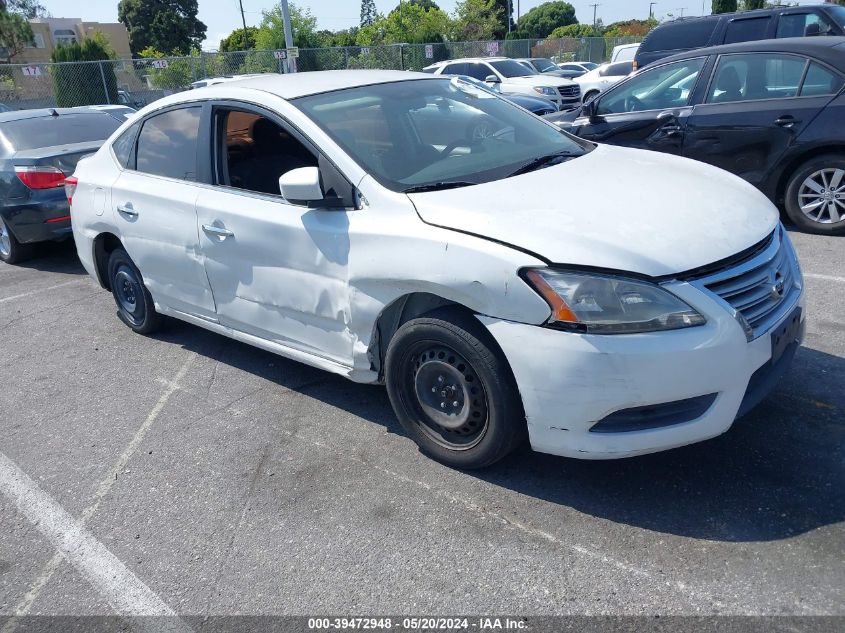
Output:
[479,277,805,460]
[1,189,73,244]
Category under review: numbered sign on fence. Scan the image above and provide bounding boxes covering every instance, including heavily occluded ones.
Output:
[151,59,169,69]
[361,47,370,55]
[274,50,287,60]
[486,42,499,56]
[287,47,299,59]
[21,66,42,77]
[425,44,433,59]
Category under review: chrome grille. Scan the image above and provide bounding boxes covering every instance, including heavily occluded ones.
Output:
[695,227,801,340]
[557,85,580,99]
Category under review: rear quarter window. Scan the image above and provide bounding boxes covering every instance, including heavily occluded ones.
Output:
[641,18,719,52]
[0,113,121,153]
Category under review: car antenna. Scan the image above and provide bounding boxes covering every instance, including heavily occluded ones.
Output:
[49,108,59,117]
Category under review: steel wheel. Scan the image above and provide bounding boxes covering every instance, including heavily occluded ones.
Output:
[113,263,145,326]
[0,217,10,259]
[409,343,489,451]
[797,168,845,224]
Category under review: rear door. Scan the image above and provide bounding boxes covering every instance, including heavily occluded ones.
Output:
[570,57,706,154]
[110,104,217,319]
[682,52,839,189]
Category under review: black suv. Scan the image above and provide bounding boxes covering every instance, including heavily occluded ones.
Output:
[546,38,845,235]
[635,4,845,70]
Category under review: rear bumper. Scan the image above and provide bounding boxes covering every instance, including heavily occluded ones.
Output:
[1,190,72,244]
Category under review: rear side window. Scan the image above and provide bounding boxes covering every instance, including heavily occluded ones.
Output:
[135,107,201,181]
[640,19,718,52]
[442,63,466,76]
[723,17,771,44]
[0,113,121,154]
[777,12,835,38]
[707,53,807,103]
[800,62,844,97]
[111,122,140,168]
[601,62,633,77]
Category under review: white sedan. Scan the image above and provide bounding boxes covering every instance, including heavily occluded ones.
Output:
[67,71,804,468]
[576,61,634,103]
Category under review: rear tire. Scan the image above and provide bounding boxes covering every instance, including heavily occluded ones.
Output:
[384,308,526,469]
[107,248,163,334]
[784,154,845,235]
[0,216,32,265]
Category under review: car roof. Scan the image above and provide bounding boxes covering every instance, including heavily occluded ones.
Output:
[656,36,845,68]
[0,107,117,123]
[427,57,509,66]
[190,69,441,99]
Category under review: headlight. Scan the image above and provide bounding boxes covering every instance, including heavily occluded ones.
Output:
[533,86,557,96]
[523,269,706,334]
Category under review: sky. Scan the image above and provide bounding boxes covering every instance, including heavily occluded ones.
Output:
[40,0,830,51]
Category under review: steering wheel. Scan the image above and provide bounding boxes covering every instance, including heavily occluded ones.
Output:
[625,95,643,112]
[438,138,467,158]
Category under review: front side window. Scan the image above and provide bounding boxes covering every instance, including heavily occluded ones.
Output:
[597,58,704,115]
[532,58,557,73]
[293,78,590,192]
[442,63,466,76]
[777,12,834,38]
[464,62,493,81]
[723,17,771,44]
[707,54,806,103]
[214,108,317,196]
[135,107,201,181]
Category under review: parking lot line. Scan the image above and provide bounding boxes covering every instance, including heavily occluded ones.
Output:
[0,279,86,304]
[0,356,196,631]
[803,273,845,283]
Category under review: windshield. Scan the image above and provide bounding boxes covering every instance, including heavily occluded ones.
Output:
[581,62,599,70]
[826,6,845,27]
[293,78,590,192]
[490,59,535,78]
[532,58,558,73]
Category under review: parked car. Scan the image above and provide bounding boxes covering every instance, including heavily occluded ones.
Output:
[69,70,804,468]
[85,104,138,121]
[575,61,633,103]
[546,38,845,235]
[635,4,845,70]
[0,107,123,263]
[117,89,144,109]
[423,57,581,109]
[456,76,558,115]
[611,43,640,63]
[514,57,578,78]
[554,62,596,78]
[189,74,272,89]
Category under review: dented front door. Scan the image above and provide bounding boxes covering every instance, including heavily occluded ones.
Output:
[195,187,354,366]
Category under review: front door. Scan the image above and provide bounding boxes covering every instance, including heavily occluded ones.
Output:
[683,53,836,188]
[111,105,216,319]
[571,57,707,154]
[196,105,355,366]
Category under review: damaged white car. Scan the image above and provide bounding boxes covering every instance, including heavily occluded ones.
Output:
[67,71,805,469]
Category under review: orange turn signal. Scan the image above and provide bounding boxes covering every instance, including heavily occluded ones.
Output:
[524,269,580,323]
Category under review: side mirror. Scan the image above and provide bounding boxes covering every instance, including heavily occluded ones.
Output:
[582,97,599,121]
[484,74,501,84]
[805,23,821,36]
[279,166,323,205]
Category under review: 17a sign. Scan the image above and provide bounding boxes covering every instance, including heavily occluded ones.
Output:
[21,66,42,77]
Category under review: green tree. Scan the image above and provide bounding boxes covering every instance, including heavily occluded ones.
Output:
[51,39,118,106]
[139,45,200,90]
[549,23,598,38]
[517,2,577,39]
[0,9,33,59]
[7,0,47,18]
[254,3,319,50]
[356,3,451,45]
[742,0,765,9]
[711,0,738,14]
[219,26,257,52]
[360,0,377,26]
[491,0,513,37]
[117,0,207,57]
[603,18,657,37]
[451,0,501,41]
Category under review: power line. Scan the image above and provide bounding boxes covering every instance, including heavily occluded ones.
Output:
[589,3,601,27]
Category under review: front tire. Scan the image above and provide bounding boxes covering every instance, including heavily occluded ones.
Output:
[0,216,31,265]
[384,308,526,469]
[107,248,163,334]
[784,154,845,235]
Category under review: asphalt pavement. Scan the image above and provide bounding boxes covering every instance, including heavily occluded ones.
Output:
[0,229,842,622]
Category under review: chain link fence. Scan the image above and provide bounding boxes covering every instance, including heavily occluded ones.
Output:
[0,36,641,111]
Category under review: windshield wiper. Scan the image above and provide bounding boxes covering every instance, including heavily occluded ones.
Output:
[507,151,578,178]
[402,181,477,194]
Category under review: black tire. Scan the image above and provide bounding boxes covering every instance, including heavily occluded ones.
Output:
[583,90,600,104]
[0,216,32,265]
[384,308,526,469]
[784,154,845,235]
[107,248,163,334]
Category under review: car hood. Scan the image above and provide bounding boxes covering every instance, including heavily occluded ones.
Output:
[506,75,574,87]
[407,145,779,277]
[542,108,581,128]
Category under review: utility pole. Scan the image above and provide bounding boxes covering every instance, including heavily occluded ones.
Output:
[238,0,247,35]
[675,7,686,17]
[279,0,296,73]
[589,3,601,28]
[507,0,512,33]
[649,2,657,19]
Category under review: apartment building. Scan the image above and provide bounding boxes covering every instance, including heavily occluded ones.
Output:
[11,17,132,63]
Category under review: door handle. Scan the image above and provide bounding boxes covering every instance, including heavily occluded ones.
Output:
[202,224,234,239]
[775,116,800,128]
[117,203,138,217]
